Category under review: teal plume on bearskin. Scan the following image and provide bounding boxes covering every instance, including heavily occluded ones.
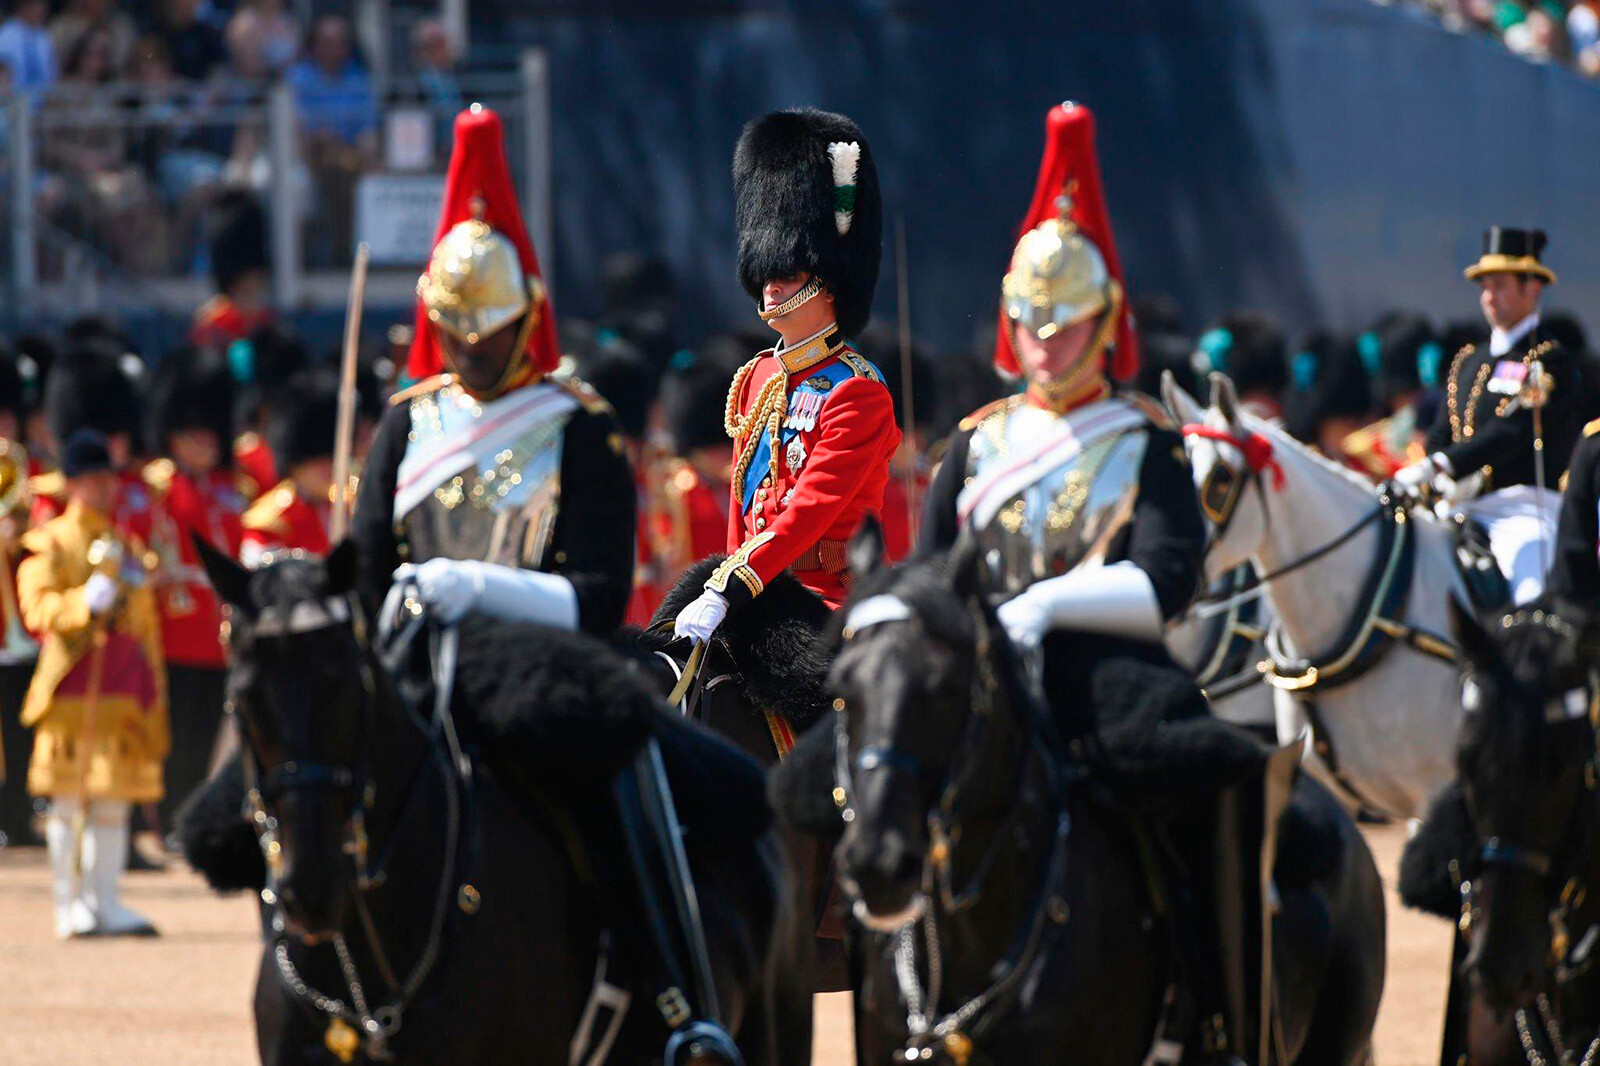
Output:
[733,108,883,338]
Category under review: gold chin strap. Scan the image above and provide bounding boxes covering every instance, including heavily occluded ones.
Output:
[757,277,825,321]
[442,293,542,401]
[1025,280,1122,412]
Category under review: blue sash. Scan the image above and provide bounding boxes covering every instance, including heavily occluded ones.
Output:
[740,358,880,512]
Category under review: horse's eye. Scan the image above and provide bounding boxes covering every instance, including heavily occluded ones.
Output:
[1200,465,1239,523]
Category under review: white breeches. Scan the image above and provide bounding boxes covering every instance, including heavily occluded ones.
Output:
[1459,486,1560,605]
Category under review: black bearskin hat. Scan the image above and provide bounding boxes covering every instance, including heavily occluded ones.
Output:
[665,351,739,454]
[1361,310,1438,399]
[150,349,235,454]
[45,339,144,443]
[206,190,269,297]
[574,334,656,441]
[0,340,23,421]
[733,108,883,338]
[267,372,339,473]
[1196,312,1287,400]
[1285,330,1374,445]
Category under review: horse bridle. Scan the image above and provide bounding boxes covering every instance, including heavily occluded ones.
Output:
[230,584,470,1061]
[832,592,1075,1059]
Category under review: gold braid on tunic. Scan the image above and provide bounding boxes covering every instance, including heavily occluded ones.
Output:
[725,359,789,496]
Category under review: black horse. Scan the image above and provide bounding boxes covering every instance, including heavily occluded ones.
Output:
[632,558,847,992]
[821,525,1385,1065]
[1424,600,1600,1063]
[188,540,812,1065]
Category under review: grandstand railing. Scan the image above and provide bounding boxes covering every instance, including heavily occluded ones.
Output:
[1,52,550,333]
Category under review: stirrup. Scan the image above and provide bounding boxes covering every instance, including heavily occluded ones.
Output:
[664,1021,743,1066]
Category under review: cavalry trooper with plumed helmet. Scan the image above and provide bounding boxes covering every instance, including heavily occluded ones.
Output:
[673,107,901,646]
[350,104,635,633]
[916,102,1270,1061]
[1397,227,1581,603]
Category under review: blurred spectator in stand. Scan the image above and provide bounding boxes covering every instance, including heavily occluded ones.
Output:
[410,16,461,152]
[0,0,56,94]
[41,28,166,272]
[192,190,273,350]
[1571,1,1600,72]
[288,15,377,267]
[154,0,225,81]
[50,0,136,78]
[233,0,297,75]
[1505,2,1570,60]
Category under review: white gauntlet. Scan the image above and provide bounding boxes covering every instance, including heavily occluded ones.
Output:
[995,561,1164,648]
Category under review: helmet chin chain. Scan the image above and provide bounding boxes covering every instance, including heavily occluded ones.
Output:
[757,276,825,322]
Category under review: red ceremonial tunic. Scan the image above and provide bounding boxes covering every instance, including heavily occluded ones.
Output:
[190,296,271,350]
[233,432,278,502]
[143,462,246,668]
[240,479,331,567]
[710,325,900,610]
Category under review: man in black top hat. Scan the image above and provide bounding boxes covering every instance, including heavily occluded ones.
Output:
[1398,227,1581,603]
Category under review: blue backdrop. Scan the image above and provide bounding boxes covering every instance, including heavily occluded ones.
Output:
[490,0,1600,352]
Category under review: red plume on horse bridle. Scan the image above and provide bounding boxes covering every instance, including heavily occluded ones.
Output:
[1182,423,1286,490]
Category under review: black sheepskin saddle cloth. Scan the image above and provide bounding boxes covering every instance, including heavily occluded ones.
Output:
[177,615,770,893]
[648,556,834,732]
[768,632,1271,837]
[1398,779,1473,919]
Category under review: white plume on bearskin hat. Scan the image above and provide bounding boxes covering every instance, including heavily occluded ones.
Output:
[733,108,883,338]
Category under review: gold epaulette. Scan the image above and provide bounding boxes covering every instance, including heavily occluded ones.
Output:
[242,480,295,536]
[1585,417,1600,438]
[27,469,64,501]
[553,374,615,417]
[958,395,1022,433]
[837,348,885,384]
[234,430,261,457]
[664,456,699,501]
[388,374,450,406]
[142,458,175,496]
[1124,391,1178,432]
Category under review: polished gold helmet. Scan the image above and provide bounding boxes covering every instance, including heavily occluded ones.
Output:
[1002,194,1118,343]
[417,217,546,347]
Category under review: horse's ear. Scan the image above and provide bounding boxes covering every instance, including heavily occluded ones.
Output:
[1449,597,1497,669]
[946,529,983,601]
[324,539,358,595]
[1160,369,1200,424]
[849,515,886,581]
[194,534,252,611]
[1211,371,1242,427]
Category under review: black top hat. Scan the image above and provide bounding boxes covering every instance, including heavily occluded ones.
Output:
[60,428,112,478]
[1464,227,1556,284]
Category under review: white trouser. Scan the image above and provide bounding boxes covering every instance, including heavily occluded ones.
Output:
[1459,486,1560,605]
[44,798,154,938]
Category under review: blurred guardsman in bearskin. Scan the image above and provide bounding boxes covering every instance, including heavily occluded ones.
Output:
[672,108,900,646]
[143,352,246,823]
[230,323,312,500]
[191,190,274,351]
[1283,329,1376,471]
[0,345,41,848]
[19,429,165,938]
[1549,417,1600,605]
[1193,312,1289,424]
[649,353,735,594]
[240,372,338,567]
[1397,227,1582,603]
[1341,311,1442,480]
[30,340,152,533]
[351,103,634,636]
[915,102,1282,1054]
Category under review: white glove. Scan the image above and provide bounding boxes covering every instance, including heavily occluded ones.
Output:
[392,559,579,629]
[84,572,117,617]
[1394,453,1454,500]
[673,588,729,645]
[995,562,1165,648]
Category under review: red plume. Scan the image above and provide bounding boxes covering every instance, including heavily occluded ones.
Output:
[994,103,1139,382]
[408,105,559,380]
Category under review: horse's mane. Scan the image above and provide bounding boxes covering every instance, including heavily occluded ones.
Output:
[1241,408,1380,496]
[648,557,833,729]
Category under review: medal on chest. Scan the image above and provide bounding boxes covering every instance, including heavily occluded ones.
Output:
[1487,359,1529,396]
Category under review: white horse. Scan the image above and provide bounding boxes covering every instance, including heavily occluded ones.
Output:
[1164,565,1278,735]
[1163,372,1469,818]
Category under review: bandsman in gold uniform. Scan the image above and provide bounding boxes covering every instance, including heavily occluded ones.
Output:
[19,430,165,938]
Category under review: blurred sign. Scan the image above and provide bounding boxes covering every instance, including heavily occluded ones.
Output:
[385,109,436,172]
[355,174,446,266]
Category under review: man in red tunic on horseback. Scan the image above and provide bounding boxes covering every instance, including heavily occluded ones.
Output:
[673,109,901,646]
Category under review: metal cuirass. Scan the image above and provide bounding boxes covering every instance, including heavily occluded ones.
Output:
[392,382,576,568]
[960,399,1149,595]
